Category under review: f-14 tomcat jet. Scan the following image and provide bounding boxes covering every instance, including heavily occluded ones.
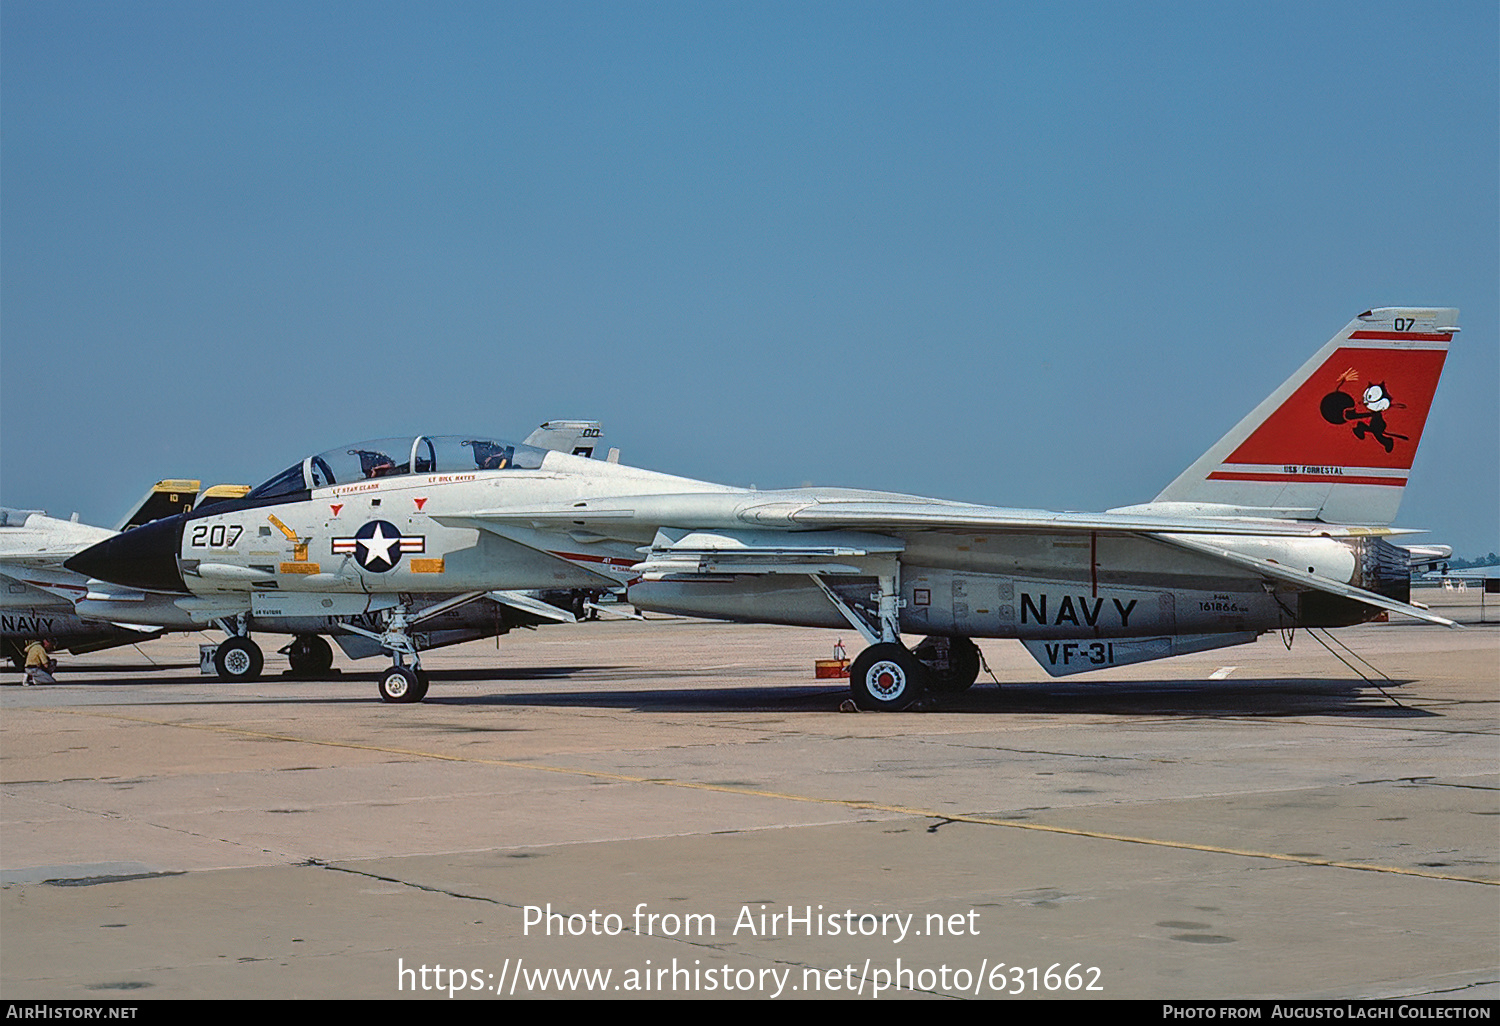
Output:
[70,308,1459,709]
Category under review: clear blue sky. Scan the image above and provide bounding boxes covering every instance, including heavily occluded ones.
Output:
[3,1,1496,555]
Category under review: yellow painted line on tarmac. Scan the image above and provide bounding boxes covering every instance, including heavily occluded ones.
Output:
[53,708,1498,887]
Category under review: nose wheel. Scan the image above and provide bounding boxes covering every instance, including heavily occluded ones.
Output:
[334,601,438,704]
[372,604,427,703]
[377,665,429,703]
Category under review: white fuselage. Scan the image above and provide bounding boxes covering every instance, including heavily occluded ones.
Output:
[173,453,739,602]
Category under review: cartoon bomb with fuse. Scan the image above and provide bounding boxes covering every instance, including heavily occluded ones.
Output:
[1319,368,1407,453]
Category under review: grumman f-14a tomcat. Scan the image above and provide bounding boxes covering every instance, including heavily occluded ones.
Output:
[68,307,1460,708]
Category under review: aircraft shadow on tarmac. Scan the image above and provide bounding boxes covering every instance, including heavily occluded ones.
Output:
[418,676,1433,718]
[193,675,1433,718]
[13,666,1435,718]
[2,661,201,675]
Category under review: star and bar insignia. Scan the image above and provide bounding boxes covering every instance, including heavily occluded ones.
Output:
[331,520,425,572]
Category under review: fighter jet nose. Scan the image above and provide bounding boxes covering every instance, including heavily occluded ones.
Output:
[66,516,188,593]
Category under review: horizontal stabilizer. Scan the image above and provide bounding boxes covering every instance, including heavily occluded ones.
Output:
[584,600,643,620]
[4,549,107,568]
[1151,533,1459,627]
[64,628,165,654]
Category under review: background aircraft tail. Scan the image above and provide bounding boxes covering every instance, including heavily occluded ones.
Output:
[114,480,200,531]
[194,483,251,511]
[523,420,605,458]
[1148,307,1457,526]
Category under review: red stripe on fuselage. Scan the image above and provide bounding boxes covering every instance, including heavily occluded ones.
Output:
[549,550,636,568]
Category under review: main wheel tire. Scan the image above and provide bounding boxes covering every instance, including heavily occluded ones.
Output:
[848,642,926,711]
[378,666,422,703]
[287,635,335,675]
[914,635,982,693]
[214,637,264,682]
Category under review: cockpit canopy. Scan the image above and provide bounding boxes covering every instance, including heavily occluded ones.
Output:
[246,435,550,500]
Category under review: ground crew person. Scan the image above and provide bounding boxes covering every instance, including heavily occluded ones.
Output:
[23,639,57,686]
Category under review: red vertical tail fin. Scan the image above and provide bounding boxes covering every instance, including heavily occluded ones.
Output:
[1151,307,1457,525]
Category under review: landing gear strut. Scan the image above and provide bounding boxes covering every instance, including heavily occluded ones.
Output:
[811,565,929,711]
[373,604,426,703]
[339,592,489,704]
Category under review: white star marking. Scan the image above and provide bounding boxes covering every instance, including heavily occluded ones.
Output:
[358,524,399,568]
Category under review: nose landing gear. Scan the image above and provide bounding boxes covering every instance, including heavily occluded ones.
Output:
[373,604,427,703]
[338,592,489,704]
[377,664,428,703]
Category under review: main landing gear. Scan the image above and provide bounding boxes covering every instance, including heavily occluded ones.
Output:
[848,642,925,711]
[810,569,982,712]
[212,621,339,682]
[913,635,982,693]
[281,635,335,676]
[210,618,265,682]
[211,632,338,682]
[846,636,982,710]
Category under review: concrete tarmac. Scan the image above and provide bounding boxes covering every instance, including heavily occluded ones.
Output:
[2,593,1496,1000]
